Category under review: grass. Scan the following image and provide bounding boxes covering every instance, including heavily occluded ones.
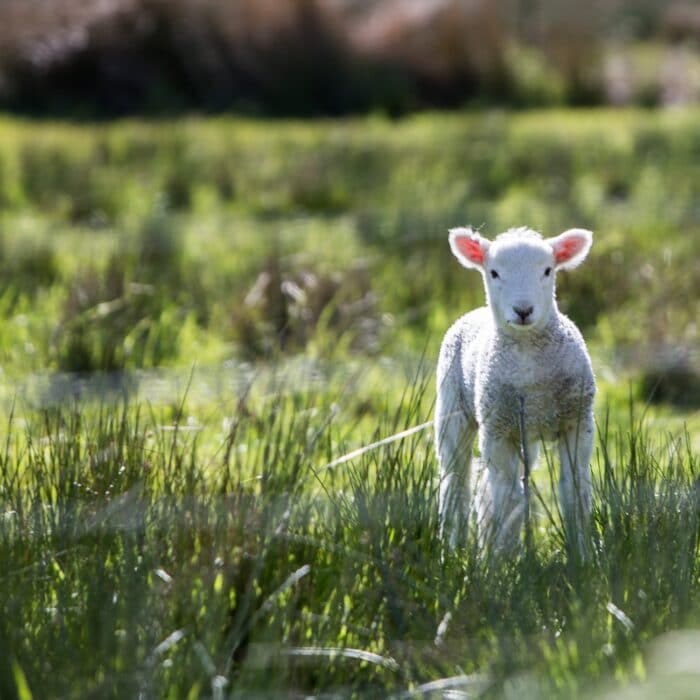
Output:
[0,108,698,696]
[0,370,698,698]
[0,111,698,376]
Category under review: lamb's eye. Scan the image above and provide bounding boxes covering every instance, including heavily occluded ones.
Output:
[544,267,552,277]
[490,270,499,279]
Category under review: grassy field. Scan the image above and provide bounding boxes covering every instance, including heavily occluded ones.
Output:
[0,109,698,698]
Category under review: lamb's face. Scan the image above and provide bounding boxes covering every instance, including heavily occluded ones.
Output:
[448,226,593,334]
[483,237,555,332]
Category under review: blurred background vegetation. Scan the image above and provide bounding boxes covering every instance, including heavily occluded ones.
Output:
[4,0,700,116]
[0,111,698,417]
[0,0,695,425]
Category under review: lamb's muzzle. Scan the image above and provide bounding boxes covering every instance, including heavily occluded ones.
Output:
[513,305,534,323]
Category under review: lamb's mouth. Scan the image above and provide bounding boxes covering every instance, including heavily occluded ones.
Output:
[510,318,535,328]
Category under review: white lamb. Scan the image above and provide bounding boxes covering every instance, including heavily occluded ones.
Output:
[435,226,595,552]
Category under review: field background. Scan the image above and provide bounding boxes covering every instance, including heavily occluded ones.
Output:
[0,1,699,699]
[0,110,698,421]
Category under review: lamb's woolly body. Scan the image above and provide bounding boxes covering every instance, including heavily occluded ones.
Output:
[436,225,595,552]
[440,308,594,442]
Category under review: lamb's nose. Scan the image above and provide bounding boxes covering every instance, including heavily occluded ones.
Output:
[514,305,534,321]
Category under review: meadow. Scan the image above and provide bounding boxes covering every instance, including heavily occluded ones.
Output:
[0,109,698,698]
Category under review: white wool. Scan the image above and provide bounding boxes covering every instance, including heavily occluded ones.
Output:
[436,226,595,552]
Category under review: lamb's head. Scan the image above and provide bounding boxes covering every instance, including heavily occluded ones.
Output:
[448,226,592,333]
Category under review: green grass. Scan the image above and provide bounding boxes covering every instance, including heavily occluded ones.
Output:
[0,372,698,698]
[0,111,698,382]
[0,108,698,697]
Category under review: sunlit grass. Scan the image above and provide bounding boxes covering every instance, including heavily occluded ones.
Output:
[0,365,697,698]
[0,109,698,383]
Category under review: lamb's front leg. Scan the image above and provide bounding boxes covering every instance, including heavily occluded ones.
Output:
[476,436,525,551]
[558,413,594,556]
[436,386,476,550]
[436,415,476,550]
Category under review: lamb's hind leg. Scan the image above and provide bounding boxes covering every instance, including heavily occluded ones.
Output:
[436,383,476,550]
[558,412,594,556]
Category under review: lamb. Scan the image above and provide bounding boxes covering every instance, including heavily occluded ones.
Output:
[435,226,595,553]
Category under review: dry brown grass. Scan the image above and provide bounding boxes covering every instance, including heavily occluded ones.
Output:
[345,0,508,83]
[0,0,690,113]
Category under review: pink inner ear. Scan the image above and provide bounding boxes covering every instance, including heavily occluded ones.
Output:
[455,236,485,265]
[554,235,584,264]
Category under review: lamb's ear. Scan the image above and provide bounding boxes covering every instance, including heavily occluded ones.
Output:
[547,228,593,270]
[449,227,490,270]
